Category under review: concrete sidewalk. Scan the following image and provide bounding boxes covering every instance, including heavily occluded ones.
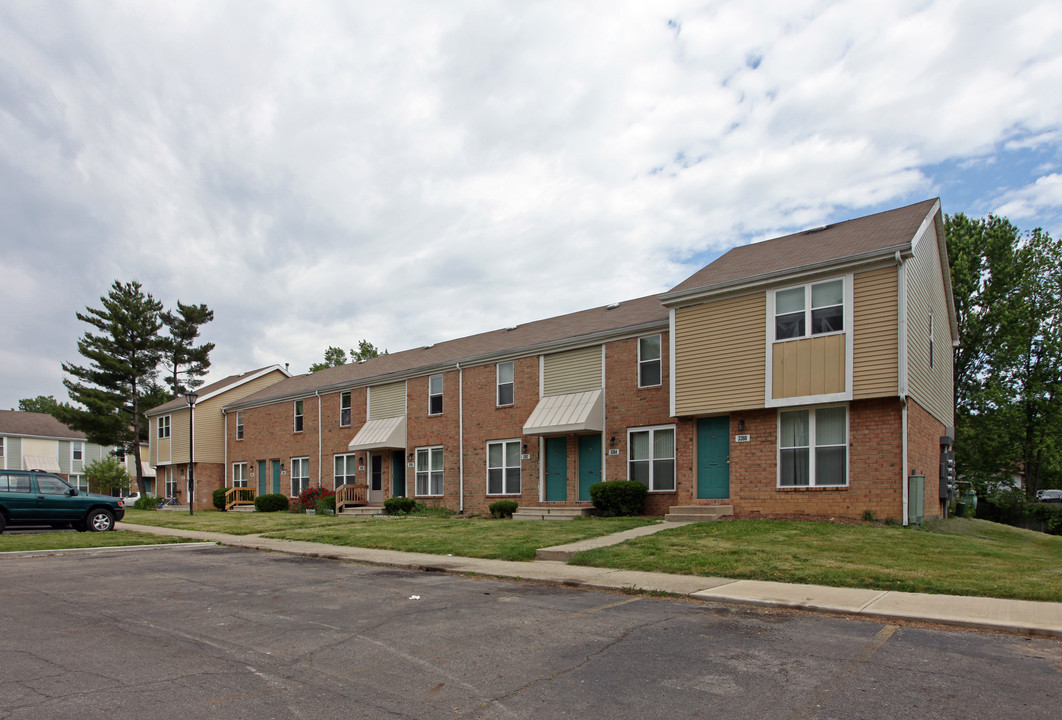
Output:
[115,521,1062,638]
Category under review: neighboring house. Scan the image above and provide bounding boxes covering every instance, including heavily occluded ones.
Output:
[0,410,154,494]
[213,199,956,524]
[145,366,293,509]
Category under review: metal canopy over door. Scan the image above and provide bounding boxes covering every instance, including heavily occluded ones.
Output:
[271,460,281,495]
[697,416,730,498]
[391,450,406,498]
[577,435,601,501]
[544,437,567,502]
[369,454,384,503]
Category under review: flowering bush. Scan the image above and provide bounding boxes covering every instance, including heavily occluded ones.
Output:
[296,485,335,511]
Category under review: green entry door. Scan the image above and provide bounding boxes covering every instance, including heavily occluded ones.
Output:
[578,435,601,502]
[391,450,406,498]
[545,437,567,502]
[271,460,282,494]
[258,461,267,495]
[697,416,730,499]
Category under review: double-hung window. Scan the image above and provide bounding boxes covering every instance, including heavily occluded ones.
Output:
[232,462,248,488]
[70,474,88,493]
[415,446,443,496]
[428,374,443,415]
[235,411,244,440]
[487,440,521,495]
[628,426,676,491]
[158,415,171,439]
[72,442,83,462]
[294,400,304,432]
[290,457,310,496]
[775,279,844,340]
[778,406,848,487]
[334,453,357,488]
[497,362,514,406]
[638,335,662,387]
[165,470,178,499]
[340,391,351,427]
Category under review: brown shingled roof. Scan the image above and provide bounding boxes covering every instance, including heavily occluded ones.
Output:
[665,199,940,297]
[229,294,669,408]
[0,410,84,439]
[147,366,286,415]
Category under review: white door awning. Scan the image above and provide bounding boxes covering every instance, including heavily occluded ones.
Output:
[24,455,61,473]
[522,390,604,436]
[348,416,407,451]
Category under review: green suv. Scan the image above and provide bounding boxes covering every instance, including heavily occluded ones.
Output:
[0,470,125,533]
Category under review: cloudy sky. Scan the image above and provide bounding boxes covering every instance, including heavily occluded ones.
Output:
[2,0,1060,411]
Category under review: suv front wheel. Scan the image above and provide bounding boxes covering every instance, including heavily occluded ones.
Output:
[86,509,115,532]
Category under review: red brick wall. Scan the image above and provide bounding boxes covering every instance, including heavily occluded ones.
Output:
[907,397,946,520]
[406,371,461,506]
[227,395,323,497]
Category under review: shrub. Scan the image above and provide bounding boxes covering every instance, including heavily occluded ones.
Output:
[133,494,159,511]
[255,493,290,512]
[384,496,417,515]
[212,488,228,511]
[489,500,519,519]
[297,485,334,511]
[589,480,648,517]
[861,509,876,522]
[316,495,336,515]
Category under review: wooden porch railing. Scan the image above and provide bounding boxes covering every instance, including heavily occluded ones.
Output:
[335,483,369,513]
[225,486,256,511]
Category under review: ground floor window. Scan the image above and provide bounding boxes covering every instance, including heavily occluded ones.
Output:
[334,453,357,488]
[165,470,178,499]
[70,474,88,492]
[415,446,443,496]
[778,405,848,487]
[232,462,248,488]
[487,439,521,495]
[628,426,676,491]
[290,457,310,496]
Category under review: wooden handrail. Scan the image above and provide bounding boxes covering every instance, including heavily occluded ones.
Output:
[335,483,369,512]
[225,486,256,511]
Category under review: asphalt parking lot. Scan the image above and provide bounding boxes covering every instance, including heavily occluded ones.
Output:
[1,544,1059,719]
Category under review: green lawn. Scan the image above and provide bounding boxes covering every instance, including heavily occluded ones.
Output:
[568,517,1062,602]
[121,508,354,535]
[0,529,194,553]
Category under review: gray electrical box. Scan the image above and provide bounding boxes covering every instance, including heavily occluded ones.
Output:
[907,474,925,527]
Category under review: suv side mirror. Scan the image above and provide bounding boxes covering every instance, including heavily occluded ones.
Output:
[68,488,79,496]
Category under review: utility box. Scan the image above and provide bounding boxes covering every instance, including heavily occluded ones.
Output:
[907,474,925,527]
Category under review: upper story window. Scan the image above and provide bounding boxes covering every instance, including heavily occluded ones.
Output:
[497,362,514,406]
[778,405,848,487]
[158,415,171,439]
[638,335,662,387]
[235,411,244,441]
[775,279,844,340]
[428,374,443,415]
[0,437,5,459]
[294,400,304,432]
[340,391,351,427]
[72,442,83,462]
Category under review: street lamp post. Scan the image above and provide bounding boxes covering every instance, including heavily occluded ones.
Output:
[186,391,198,516]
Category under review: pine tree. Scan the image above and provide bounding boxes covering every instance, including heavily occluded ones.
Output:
[160,301,215,395]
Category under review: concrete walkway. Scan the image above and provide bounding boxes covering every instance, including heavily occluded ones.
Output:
[113,521,1062,638]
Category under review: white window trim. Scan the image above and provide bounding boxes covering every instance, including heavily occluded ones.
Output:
[496,362,514,407]
[486,439,522,496]
[232,462,248,488]
[626,424,677,492]
[290,456,310,496]
[776,404,850,489]
[71,441,84,464]
[340,391,352,427]
[235,411,244,441]
[428,374,443,416]
[415,445,444,497]
[158,415,171,439]
[334,453,357,489]
[765,274,854,408]
[294,400,304,432]
[638,334,663,388]
[0,436,5,463]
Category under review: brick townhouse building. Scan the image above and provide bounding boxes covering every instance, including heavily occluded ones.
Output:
[150,198,956,523]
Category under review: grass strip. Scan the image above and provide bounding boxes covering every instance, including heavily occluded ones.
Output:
[0,530,196,553]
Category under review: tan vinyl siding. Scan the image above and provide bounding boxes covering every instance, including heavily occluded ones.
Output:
[21,438,57,469]
[170,408,190,465]
[194,396,227,463]
[674,293,765,415]
[905,222,955,425]
[543,346,603,396]
[155,434,170,465]
[369,382,406,419]
[853,266,900,398]
[4,438,19,470]
[772,334,845,398]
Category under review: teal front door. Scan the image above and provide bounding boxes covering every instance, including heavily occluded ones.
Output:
[545,437,567,502]
[578,435,601,501]
[258,461,267,495]
[697,416,730,498]
[391,450,406,498]
[271,460,281,494]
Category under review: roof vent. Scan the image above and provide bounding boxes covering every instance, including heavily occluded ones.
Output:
[424,344,434,349]
[505,325,519,331]
[803,224,831,234]
[605,302,620,310]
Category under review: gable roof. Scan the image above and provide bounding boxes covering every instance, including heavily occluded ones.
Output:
[0,410,84,440]
[227,295,669,409]
[663,199,941,301]
[146,365,291,415]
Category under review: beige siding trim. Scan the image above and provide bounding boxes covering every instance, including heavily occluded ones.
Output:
[853,266,900,398]
[905,222,955,425]
[170,408,190,465]
[194,395,227,463]
[772,334,846,398]
[543,346,603,396]
[674,294,765,416]
[156,436,171,465]
[369,381,406,420]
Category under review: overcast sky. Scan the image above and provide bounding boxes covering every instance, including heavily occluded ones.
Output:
[2,0,1061,411]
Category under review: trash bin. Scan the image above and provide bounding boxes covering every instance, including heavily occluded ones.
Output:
[955,501,966,518]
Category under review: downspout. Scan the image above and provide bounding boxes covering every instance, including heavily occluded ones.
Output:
[316,390,322,488]
[222,409,228,489]
[897,250,910,526]
[456,362,464,514]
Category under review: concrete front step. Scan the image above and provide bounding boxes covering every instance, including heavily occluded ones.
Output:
[339,506,384,517]
[513,506,592,521]
[228,505,256,513]
[664,505,734,522]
